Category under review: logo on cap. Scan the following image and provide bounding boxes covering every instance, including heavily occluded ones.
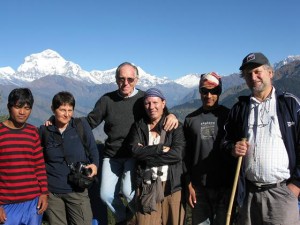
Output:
[246,53,255,62]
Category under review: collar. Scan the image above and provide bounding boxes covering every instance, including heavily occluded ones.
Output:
[117,88,138,98]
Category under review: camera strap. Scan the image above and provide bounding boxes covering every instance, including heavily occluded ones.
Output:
[41,117,91,165]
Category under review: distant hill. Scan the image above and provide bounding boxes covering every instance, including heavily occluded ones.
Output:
[1,49,300,141]
[171,60,300,122]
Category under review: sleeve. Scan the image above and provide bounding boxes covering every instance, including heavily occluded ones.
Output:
[183,118,193,173]
[86,96,107,129]
[81,118,100,168]
[145,124,186,168]
[289,96,300,187]
[127,122,165,159]
[183,118,193,184]
[33,128,48,194]
[223,105,240,155]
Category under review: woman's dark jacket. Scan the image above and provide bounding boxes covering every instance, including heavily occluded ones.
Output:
[40,117,99,193]
[127,115,186,194]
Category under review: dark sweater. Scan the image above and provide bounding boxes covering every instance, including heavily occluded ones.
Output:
[184,105,235,188]
[87,89,145,158]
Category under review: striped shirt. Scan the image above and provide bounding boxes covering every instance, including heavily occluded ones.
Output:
[0,122,48,204]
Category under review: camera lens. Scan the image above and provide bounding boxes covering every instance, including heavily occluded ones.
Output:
[83,167,92,176]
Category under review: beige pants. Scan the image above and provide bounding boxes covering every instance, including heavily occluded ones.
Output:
[136,182,185,225]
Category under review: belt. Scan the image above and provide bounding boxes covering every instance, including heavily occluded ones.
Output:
[247,180,286,192]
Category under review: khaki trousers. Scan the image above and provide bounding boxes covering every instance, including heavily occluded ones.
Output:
[45,190,93,225]
[237,183,299,225]
[137,181,185,225]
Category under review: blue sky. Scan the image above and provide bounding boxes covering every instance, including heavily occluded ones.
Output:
[0,0,299,79]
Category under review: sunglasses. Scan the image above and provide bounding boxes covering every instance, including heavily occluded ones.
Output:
[200,86,221,95]
[116,77,136,83]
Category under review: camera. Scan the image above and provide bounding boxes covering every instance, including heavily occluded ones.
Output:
[69,162,92,176]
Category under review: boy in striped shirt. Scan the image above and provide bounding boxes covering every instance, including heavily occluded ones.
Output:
[0,88,48,225]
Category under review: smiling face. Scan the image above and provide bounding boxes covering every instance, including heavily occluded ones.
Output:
[53,103,74,129]
[116,64,138,97]
[144,96,166,123]
[200,83,220,110]
[8,103,32,127]
[242,65,273,98]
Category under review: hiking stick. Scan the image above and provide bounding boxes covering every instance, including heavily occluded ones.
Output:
[225,138,247,225]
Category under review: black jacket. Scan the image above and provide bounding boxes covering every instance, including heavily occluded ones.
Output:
[127,115,186,194]
[223,90,300,206]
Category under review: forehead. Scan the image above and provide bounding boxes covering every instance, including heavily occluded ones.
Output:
[13,102,31,107]
[144,96,163,102]
[201,83,217,89]
[243,65,265,73]
[118,64,137,77]
[57,103,74,109]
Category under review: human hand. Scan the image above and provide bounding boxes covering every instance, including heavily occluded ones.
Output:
[37,194,48,214]
[162,146,170,153]
[163,114,178,131]
[44,120,52,126]
[287,183,300,197]
[0,207,7,224]
[86,164,97,177]
[232,139,249,157]
[188,183,197,208]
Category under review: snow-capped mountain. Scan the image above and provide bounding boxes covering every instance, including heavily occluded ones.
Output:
[274,55,300,70]
[1,49,300,89]
[16,49,99,84]
[1,49,173,87]
[0,66,15,76]
[0,66,19,85]
[174,74,201,88]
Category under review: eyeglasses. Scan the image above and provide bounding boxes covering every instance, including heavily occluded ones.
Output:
[116,77,136,83]
[200,87,221,95]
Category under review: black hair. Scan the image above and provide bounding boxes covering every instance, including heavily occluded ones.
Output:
[52,91,75,111]
[115,62,139,78]
[7,88,34,109]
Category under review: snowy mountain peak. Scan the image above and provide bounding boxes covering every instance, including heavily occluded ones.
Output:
[175,73,201,88]
[16,49,86,81]
[273,55,300,70]
[1,49,299,88]
[0,66,15,76]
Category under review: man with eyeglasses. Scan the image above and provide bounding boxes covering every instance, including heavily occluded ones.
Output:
[223,52,300,224]
[184,72,234,225]
[86,62,178,225]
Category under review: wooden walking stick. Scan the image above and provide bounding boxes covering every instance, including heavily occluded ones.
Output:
[225,138,247,225]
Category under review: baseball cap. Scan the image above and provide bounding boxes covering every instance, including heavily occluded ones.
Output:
[239,52,270,70]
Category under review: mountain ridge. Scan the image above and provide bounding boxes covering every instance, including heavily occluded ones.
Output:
[2,49,300,88]
[1,49,300,141]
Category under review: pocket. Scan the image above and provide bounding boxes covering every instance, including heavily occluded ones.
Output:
[283,184,297,199]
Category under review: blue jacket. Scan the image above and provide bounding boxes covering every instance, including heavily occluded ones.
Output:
[40,117,99,193]
[223,90,300,206]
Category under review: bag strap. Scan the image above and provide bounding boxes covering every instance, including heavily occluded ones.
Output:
[41,117,91,162]
[74,117,90,159]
